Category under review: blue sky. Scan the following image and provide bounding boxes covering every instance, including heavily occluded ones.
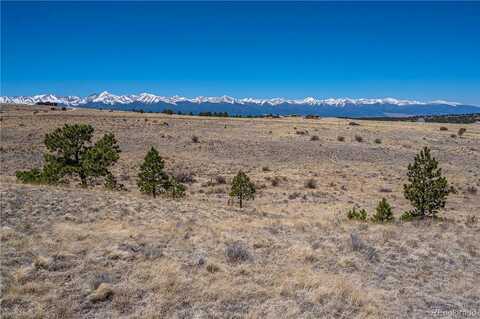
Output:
[1,1,480,105]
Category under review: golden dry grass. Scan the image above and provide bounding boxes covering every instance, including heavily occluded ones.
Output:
[1,104,479,318]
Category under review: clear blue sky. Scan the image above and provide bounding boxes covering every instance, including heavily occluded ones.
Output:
[1,1,479,104]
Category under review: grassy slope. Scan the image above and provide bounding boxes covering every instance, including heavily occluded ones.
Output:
[1,104,479,318]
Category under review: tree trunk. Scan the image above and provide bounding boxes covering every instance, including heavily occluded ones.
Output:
[152,188,156,198]
[79,171,87,188]
[239,195,243,208]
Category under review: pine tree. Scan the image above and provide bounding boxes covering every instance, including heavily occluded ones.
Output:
[137,147,169,198]
[229,171,256,208]
[371,198,394,223]
[167,176,186,199]
[346,207,368,221]
[44,123,95,186]
[403,147,450,218]
[16,124,120,187]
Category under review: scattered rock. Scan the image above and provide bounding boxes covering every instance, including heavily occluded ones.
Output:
[88,283,113,302]
[89,272,113,290]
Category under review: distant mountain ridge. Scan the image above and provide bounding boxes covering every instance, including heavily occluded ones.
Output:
[2,92,479,117]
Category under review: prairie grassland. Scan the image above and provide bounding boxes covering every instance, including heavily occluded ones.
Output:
[1,104,479,318]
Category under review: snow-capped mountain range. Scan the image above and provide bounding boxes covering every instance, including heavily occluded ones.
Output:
[0,91,464,107]
[2,92,479,117]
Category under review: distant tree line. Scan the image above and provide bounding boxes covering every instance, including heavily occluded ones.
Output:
[198,111,229,117]
[131,108,283,119]
[356,113,480,124]
[36,102,58,106]
[118,108,480,123]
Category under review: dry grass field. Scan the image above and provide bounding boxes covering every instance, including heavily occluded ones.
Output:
[1,104,479,318]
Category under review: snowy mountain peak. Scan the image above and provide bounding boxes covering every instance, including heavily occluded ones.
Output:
[98,90,111,96]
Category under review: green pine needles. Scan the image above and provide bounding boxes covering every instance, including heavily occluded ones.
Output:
[137,147,169,198]
[229,171,256,208]
[137,147,185,199]
[371,198,394,223]
[403,147,450,218]
[347,207,368,221]
[347,198,394,223]
[16,124,120,187]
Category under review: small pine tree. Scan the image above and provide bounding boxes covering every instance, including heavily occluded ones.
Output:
[229,171,256,208]
[137,147,169,198]
[371,198,394,223]
[403,147,450,218]
[167,176,186,199]
[347,207,368,221]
